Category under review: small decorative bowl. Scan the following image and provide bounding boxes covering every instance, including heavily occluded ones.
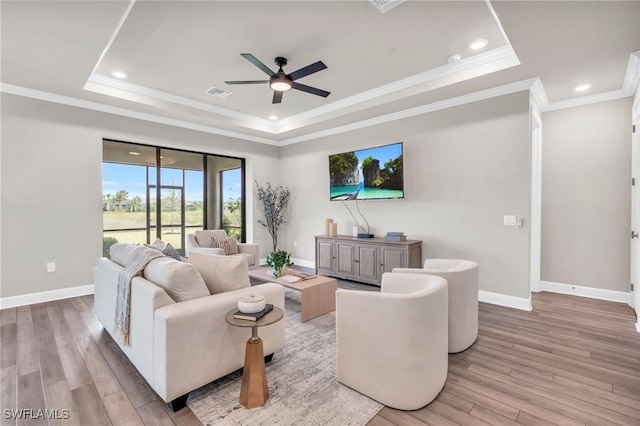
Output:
[238,294,266,313]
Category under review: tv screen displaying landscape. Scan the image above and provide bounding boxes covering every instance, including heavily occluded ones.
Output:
[329,142,404,201]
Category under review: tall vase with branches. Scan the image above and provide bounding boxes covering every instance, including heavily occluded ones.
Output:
[255,181,291,252]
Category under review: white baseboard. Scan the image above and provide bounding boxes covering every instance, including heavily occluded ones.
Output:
[539,281,631,305]
[291,258,315,269]
[636,321,640,333]
[0,284,94,309]
[259,258,315,270]
[479,290,532,311]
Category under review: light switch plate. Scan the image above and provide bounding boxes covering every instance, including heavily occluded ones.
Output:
[503,215,517,226]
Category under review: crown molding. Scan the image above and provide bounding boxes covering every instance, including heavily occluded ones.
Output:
[0,83,279,146]
[85,74,275,132]
[274,44,519,133]
[4,51,639,147]
[280,78,538,145]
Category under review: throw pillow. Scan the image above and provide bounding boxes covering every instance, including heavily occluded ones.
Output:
[143,257,210,302]
[210,236,216,248]
[188,251,250,294]
[144,238,166,251]
[223,237,239,255]
[110,243,147,267]
[162,243,182,262]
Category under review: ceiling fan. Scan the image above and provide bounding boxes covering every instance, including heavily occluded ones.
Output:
[225,53,330,104]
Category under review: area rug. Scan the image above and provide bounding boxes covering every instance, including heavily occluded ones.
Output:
[187,289,383,426]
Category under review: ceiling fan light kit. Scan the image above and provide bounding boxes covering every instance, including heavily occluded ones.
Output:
[225,53,330,104]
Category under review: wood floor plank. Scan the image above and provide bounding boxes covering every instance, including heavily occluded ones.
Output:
[16,371,45,426]
[52,332,92,390]
[1,366,17,426]
[443,382,520,420]
[468,404,520,426]
[29,304,51,336]
[4,289,640,426]
[366,416,397,426]
[378,407,427,426]
[136,401,176,426]
[43,380,80,426]
[0,324,17,368]
[1,309,17,326]
[35,332,66,386]
[170,409,202,426]
[60,307,122,397]
[467,363,632,425]
[45,305,69,337]
[15,307,33,330]
[103,391,144,426]
[15,325,38,376]
[448,369,584,426]
[71,383,112,426]
[509,369,640,421]
[426,400,492,426]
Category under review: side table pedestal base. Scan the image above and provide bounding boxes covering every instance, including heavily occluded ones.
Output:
[239,337,269,408]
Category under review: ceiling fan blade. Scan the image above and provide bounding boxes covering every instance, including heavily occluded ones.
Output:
[240,53,276,77]
[224,80,269,85]
[272,91,283,104]
[287,61,327,81]
[291,82,330,98]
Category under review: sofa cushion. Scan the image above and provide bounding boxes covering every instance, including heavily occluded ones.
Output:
[188,252,250,294]
[110,243,152,267]
[195,230,229,248]
[143,257,210,303]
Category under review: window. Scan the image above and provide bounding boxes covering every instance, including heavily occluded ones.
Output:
[102,140,245,256]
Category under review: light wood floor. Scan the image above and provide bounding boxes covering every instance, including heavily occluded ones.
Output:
[1,287,638,426]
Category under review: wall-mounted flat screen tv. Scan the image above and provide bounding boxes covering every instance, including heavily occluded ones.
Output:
[329,142,404,201]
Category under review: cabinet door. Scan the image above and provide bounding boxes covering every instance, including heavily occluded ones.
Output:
[316,240,335,274]
[381,246,406,273]
[357,244,379,283]
[336,241,357,278]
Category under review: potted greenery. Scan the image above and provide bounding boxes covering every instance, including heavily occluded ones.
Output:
[266,249,293,278]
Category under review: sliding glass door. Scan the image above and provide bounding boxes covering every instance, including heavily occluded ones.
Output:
[102,140,245,256]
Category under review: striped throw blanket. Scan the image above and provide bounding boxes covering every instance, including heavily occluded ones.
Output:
[113,249,165,345]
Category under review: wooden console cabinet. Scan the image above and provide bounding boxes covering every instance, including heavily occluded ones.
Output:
[315,235,422,286]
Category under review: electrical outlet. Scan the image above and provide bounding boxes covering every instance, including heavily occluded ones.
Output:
[293,241,298,247]
[46,262,56,273]
[503,215,517,226]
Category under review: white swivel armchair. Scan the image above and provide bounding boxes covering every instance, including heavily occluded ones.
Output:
[186,230,259,270]
[394,259,479,353]
[336,272,448,410]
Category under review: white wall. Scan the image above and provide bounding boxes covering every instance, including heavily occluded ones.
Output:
[280,92,532,299]
[542,98,632,292]
[0,94,280,299]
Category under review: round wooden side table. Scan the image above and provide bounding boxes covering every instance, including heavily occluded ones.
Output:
[225,307,284,409]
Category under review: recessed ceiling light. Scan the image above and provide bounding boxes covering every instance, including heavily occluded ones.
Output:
[468,39,488,50]
[447,54,462,64]
[128,151,140,156]
[574,84,592,92]
[269,115,278,121]
[111,70,127,79]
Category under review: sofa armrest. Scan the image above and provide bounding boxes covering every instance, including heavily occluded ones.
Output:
[238,243,259,269]
[153,283,285,402]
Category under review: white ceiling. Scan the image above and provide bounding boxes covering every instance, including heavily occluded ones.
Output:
[2,1,639,146]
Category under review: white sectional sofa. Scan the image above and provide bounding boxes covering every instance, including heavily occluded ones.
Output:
[93,243,285,410]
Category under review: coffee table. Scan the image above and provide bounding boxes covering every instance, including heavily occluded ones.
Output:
[225,307,284,409]
[248,268,337,322]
